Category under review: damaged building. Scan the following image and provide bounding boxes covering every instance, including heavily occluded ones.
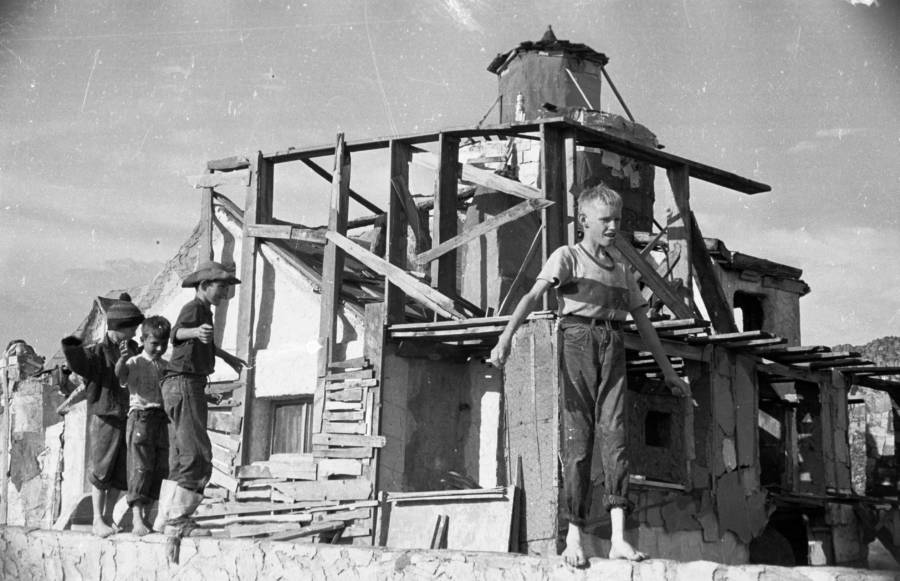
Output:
[3,28,900,575]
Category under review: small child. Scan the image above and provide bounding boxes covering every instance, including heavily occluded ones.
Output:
[62,295,145,537]
[116,316,171,537]
[154,261,246,537]
[490,184,690,567]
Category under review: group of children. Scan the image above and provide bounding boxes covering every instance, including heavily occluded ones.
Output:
[62,261,244,538]
[60,183,685,565]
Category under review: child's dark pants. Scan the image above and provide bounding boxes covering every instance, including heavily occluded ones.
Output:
[125,408,169,506]
[89,415,128,491]
[559,316,631,528]
[161,375,212,492]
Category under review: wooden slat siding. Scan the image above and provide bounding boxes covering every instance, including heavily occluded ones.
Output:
[416,198,553,266]
[188,168,251,189]
[317,134,351,378]
[275,479,374,502]
[325,379,377,391]
[666,165,695,316]
[324,368,375,382]
[245,224,326,244]
[385,141,411,324]
[313,447,373,459]
[235,152,273,465]
[433,133,460,298]
[613,235,694,320]
[688,211,738,334]
[326,232,465,320]
[313,433,386,448]
[199,167,214,262]
[540,123,568,312]
[301,158,384,215]
[328,357,369,371]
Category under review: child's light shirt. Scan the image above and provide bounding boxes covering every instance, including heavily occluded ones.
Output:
[538,244,646,321]
[124,351,166,411]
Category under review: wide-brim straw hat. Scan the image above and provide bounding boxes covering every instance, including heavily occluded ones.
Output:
[181,261,241,288]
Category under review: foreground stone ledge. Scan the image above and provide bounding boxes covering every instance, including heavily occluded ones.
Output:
[1,527,897,581]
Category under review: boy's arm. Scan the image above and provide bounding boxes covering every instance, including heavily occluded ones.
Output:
[215,347,247,375]
[115,349,132,386]
[631,306,691,398]
[489,279,552,368]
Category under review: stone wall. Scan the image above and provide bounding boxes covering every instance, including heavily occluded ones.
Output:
[1,527,896,581]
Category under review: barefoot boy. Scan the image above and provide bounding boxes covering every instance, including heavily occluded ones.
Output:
[154,261,246,536]
[116,316,171,537]
[490,184,689,567]
[62,295,145,537]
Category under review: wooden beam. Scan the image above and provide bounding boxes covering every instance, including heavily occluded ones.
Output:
[432,133,460,297]
[317,133,351,377]
[391,175,426,249]
[386,141,412,324]
[416,198,552,266]
[236,152,273,465]
[207,156,250,171]
[188,169,251,189]
[613,235,694,320]
[245,224,326,244]
[301,158,383,215]
[688,212,738,334]
[540,123,568,310]
[757,361,825,384]
[326,231,465,320]
[667,165,694,314]
[414,153,542,201]
[199,168,214,262]
[623,333,707,362]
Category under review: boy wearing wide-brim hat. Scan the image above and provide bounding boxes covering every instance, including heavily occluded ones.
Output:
[61,294,144,537]
[154,261,246,537]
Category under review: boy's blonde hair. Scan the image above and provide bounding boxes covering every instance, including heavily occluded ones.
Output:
[577,183,623,213]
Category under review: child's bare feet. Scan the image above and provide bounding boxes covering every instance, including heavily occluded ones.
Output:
[608,538,646,561]
[92,519,116,538]
[562,524,588,568]
[132,505,150,537]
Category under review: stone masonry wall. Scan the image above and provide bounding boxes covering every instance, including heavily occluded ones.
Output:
[1,527,897,581]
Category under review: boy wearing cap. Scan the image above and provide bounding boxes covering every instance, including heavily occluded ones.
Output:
[116,315,171,537]
[154,261,246,536]
[62,295,144,537]
[490,185,689,567]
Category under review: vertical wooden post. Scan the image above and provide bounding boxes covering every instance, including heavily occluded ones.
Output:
[0,364,9,525]
[432,133,460,299]
[666,165,694,313]
[236,151,273,465]
[200,168,215,262]
[539,123,567,310]
[317,134,351,377]
[385,141,411,324]
[564,131,578,244]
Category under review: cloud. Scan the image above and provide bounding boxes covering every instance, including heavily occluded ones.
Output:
[440,0,484,32]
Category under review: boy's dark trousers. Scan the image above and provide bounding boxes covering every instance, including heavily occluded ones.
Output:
[559,317,631,528]
[125,408,169,506]
[161,374,212,491]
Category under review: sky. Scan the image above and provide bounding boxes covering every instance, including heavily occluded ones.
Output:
[1,0,898,358]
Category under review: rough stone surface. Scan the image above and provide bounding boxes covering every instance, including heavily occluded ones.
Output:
[2,527,898,581]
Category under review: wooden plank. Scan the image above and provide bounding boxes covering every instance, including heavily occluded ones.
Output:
[326,231,465,320]
[236,465,272,479]
[324,410,366,422]
[623,333,707,362]
[414,153,542,201]
[317,133,351,377]
[267,520,344,541]
[687,330,772,344]
[688,212,738,334]
[540,123,568,311]
[666,165,694,314]
[386,140,411,324]
[391,174,426,248]
[757,361,825,383]
[228,522,302,538]
[301,157,383,215]
[245,224,326,244]
[328,387,364,402]
[313,446,373,459]
[433,133,460,296]
[325,378,377,390]
[323,421,366,435]
[416,198,552,266]
[208,430,241,453]
[613,235,695,320]
[208,410,242,434]
[274,479,373,502]
[236,151,273,465]
[209,465,240,494]
[328,357,369,371]
[325,401,364,411]
[207,156,250,171]
[188,168,251,188]
[317,459,364,478]
[324,368,375,382]
[390,326,506,340]
[199,173,214,262]
[313,433,386,448]
[260,463,317,481]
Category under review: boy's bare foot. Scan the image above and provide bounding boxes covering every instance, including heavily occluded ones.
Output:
[562,524,588,568]
[608,539,646,561]
[92,520,116,538]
